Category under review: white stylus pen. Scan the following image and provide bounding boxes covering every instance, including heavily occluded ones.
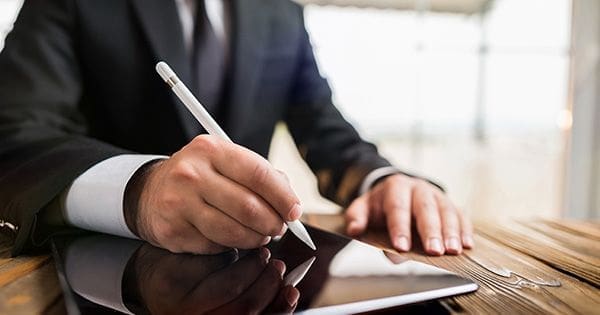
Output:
[156,61,316,251]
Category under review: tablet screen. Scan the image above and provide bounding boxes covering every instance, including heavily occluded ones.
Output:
[52,225,477,314]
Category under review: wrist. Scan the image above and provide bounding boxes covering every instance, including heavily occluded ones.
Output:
[124,160,163,238]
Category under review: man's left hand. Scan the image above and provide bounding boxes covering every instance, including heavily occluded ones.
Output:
[345,174,474,255]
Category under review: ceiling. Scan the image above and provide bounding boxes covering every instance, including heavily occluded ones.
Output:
[294,0,492,14]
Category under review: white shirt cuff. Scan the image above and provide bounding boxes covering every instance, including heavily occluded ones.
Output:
[358,166,402,195]
[62,154,168,239]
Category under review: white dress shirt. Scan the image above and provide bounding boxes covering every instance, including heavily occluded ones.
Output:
[62,0,396,239]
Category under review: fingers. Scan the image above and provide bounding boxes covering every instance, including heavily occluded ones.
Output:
[209,138,301,221]
[212,259,287,314]
[173,222,230,255]
[367,184,386,228]
[412,181,472,255]
[174,250,239,280]
[412,183,444,256]
[435,192,462,255]
[134,244,238,297]
[265,286,300,314]
[187,247,272,313]
[383,179,412,252]
[348,173,474,256]
[345,193,370,236]
[200,171,286,237]
[187,201,271,249]
[144,215,228,255]
[458,208,474,248]
[141,136,297,254]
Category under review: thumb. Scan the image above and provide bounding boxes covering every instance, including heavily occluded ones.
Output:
[345,193,370,236]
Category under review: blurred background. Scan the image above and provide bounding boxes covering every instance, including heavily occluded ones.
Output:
[1,0,598,221]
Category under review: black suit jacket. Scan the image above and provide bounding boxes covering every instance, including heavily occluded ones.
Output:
[0,0,391,255]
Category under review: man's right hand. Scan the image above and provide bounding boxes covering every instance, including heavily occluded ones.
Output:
[124,135,302,254]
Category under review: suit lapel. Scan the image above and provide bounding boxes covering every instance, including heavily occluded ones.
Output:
[130,0,200,139]
[225,0,271,142]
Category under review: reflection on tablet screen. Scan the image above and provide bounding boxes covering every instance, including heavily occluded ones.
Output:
[52,225,477,314]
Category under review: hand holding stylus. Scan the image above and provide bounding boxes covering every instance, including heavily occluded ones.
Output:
[154,61,315,251]
[121,62,315,254]
[126,135,302,253]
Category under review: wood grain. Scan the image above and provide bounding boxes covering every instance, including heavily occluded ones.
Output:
[305,214,600,315]
[0,261,64,315]
[0,217,598,315]
[0,234,65,315]
[477,221,600,287]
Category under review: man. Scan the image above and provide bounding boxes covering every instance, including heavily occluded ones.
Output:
[0,0,473,256]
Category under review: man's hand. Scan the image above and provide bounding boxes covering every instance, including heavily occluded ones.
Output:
[126,135,302,254]
[345,174,474,255]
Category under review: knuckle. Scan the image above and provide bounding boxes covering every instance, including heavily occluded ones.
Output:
[170,161,199,182]
[160,192,184,210]
[153,222,178,244]
[386,199,407,212]
[241,196,261,219]
[191,135,220,154]
[416,197,436,211]
[252,162,271,185]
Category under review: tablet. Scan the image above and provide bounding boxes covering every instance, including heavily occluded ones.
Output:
[51,224,477,314]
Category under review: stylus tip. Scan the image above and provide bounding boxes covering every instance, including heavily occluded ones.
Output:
[287,220,317,250]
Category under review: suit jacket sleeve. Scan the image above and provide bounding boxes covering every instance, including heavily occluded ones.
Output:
[0,0,130,255]
[284,6,392,207]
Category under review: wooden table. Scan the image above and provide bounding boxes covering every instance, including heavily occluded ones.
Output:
[0,215,599,314]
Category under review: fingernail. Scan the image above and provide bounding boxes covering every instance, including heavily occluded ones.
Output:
[396,236,410,252]
[285,287,300,306]
[259,247,271,263]
[463,235,474,248]
[261,236,272,246]
[276,223,287,236]
[272,259,286,276]
[427,238,444,255]
[445,237,461,253]
[281,224,288,234]
[347,221,363,235]
[288,203,302,221]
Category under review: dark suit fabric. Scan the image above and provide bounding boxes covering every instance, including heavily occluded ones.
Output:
[0,0,391,255]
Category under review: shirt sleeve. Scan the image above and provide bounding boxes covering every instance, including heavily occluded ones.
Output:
[61,154,168,239]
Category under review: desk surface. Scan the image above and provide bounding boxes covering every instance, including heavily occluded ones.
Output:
[0,215,598,314]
